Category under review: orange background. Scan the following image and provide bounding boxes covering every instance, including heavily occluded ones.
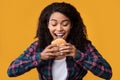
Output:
[0,0,120,80]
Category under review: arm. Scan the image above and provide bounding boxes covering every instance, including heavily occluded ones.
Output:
[7,41,42,77]
[74,43,112,79]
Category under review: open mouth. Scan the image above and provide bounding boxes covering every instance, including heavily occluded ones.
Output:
[54,33,65,38]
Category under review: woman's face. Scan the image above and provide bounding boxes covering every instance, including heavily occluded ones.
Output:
[48,12,71,40]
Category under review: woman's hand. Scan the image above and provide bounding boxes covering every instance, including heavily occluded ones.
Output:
[40,44,61,60]
[40,43,77,60]
[59,43,77,58]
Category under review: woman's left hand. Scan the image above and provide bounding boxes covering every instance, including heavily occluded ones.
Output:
[59,43,77,58]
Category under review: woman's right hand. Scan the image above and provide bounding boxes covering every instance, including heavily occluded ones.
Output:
[40,44,60,60]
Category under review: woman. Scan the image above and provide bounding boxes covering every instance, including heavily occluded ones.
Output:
[7,2,112,80]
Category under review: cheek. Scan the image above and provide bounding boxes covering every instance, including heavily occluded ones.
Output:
[48,25,52,31]
[65,27,71,33]
[48,27,55,34]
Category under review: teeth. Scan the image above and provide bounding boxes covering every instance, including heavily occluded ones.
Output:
[57,34,63,36]
[55,33,64,37]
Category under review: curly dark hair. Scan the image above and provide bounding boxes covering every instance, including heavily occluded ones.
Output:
[35,2,90,52]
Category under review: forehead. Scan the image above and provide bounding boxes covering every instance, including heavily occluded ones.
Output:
[49,12,69,21]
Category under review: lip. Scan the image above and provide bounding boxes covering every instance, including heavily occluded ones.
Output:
[54,33,65,39]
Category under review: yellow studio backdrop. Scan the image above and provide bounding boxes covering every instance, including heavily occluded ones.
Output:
[0,0,120,80]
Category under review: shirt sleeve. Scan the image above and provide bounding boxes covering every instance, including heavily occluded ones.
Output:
[74,43,112,80]
[7,41,42,77]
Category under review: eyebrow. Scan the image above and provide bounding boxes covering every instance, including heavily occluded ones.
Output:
[49,19,57,21]
[49,19,70,22]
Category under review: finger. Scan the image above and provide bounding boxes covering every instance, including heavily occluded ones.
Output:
[59,43,71,48]
[59,46,73,51]
[46,52,55,56]
[45,49,53,53]
[64,53,72,57]
[45,53,55,59]
[64,43,72,46]
[40,52,55,60]
[46,44,57,49]
[52,46,59,52]
[53,52,63,56]
[45,47,59,53]
[63,50,76,57]
[59,49,72,53]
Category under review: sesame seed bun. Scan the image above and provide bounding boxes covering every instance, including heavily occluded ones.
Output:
[51,38,66,46]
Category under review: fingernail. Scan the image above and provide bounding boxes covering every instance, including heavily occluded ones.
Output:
[59,50,63,53]
[61,53,63,55]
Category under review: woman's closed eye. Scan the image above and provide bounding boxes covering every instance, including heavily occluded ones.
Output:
[49,21,57,26]
[62,21,70,26]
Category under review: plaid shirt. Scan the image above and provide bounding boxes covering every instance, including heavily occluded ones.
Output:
[7,41,112,80]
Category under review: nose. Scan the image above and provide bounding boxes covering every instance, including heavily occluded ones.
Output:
[56,24,63,31]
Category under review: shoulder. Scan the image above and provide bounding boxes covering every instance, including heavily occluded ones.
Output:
[30,40,43,52]
[27,40,39,50]
[25,40,43,53]
[85,41,98,53]
[31,40,39,46]
[85,41,94,50]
